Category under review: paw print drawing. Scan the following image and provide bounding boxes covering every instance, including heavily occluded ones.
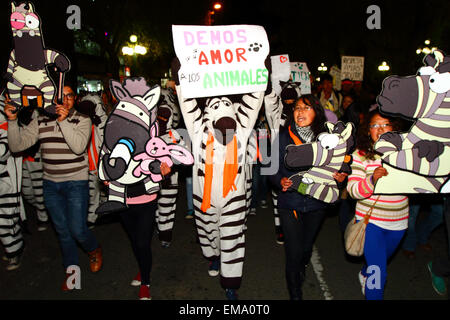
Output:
[249,42,263,52]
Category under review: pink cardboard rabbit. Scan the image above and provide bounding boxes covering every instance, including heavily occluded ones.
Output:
[133,122,194,182]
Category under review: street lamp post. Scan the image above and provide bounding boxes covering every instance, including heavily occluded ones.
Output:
[121,35,147,76]
[205,2,223,25]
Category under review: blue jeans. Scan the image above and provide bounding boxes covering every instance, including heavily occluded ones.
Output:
[43,180,99,268]
[362,223,405,300]
[250,163,268,208]
[402,203,444,251]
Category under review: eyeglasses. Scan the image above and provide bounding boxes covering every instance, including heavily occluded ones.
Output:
[63,93,75,100]
[369,123,392,129]
[293,106,312,112]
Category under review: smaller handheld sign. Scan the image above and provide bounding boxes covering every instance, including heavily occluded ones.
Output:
[172,25,269,99]
[290,62,311,95]
[270,54,291,95]
[341,56,364,82]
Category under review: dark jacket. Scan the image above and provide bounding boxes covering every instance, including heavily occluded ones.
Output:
[269,121,328,213]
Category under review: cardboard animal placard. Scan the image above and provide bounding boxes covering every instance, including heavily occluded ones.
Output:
[284,121,356,203]
[374,50,450,194]
[172,25,269,98]
[290,62,311,94]
[6,2,70,116]
[96,77,194,214]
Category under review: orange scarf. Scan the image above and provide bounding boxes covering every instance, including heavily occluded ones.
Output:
[288,125,303,146]
[200,132,238,213]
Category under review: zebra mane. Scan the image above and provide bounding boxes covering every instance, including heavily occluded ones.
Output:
[123,78,152,98]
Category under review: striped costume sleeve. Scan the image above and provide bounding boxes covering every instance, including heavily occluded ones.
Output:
[7,51,16,76]
[347,151,375,200]
[264,89,282,132]
[176,85,202,139]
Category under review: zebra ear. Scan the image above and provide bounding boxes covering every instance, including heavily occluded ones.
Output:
[341,122,354,141]
[142,86,161,110]
[11,2,16,12]
[109,80,130,101]
[325,121,334,133]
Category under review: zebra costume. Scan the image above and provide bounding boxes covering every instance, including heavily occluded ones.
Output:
[21,143,48,226]
[0,95,24,259]
[79,93,108,224]
[374,50,450,194]
[177,84,264,290]
[264,84,301,239]
[156,88,183,245]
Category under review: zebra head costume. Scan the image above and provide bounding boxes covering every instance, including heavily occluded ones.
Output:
[373,49,450,194]
[96,77,161,214]
[285,121,355,203]
[7,2,70,116]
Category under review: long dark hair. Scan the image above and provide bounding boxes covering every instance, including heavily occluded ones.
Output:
[357,109,403,160]
[290,94,327,137]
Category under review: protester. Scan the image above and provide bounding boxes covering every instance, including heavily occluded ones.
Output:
[317,73,343,118]
[0,93,25,271]
[5,85,103,289]
[347,109,409,300]
[402,194,444,259]
[270,94,347,300]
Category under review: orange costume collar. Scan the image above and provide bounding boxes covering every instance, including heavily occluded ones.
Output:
[200,132,238,213]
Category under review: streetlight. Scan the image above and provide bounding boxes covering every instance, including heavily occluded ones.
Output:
[318,63,328,72]
[378,61,390,72]
[121,35,148,76]
[206,2,223,25]
[417,39,437,55]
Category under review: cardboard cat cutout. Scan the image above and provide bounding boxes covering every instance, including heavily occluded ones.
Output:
[96,77,193,214]
[374,49,450,194]
[6,2,70,117]
[285,121,355,203]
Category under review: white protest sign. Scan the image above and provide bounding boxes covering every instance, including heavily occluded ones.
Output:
[270,54,291,95]
[172,25,270,99]
[341,56,364,81]
[329,65,342,91]
[290,62,311,95]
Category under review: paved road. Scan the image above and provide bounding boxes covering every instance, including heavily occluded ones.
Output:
[1,183,448,302]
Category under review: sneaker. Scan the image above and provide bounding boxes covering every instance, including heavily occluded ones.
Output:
[225,288,238,300]
[260,200,268,208]
[161,241,171,248]
[185,210,194,219]
[427,262,447,295]
[208,260,220,277]
[6,255,21,271]
[139,284,152,300]
[37,220,49,232]
[249,208,256,216]
[88,247,103,273]
[131,272,141,287]
[358,271,367,296]
[276,233,285,245]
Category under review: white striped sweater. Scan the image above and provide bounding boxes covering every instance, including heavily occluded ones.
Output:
[347,149,409,230]
[8,109,91,183]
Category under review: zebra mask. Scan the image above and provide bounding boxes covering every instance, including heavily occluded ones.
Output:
[373,49,450,194]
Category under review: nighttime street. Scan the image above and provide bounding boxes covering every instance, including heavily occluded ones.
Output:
[1,0,450,314]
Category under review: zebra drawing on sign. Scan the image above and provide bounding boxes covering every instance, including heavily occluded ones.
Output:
[175,80,264,295]
[264,81,301,242]
[96,78,162,214]
[285,121,355,203]
[6,2,70,115]
[374,49,450,194]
